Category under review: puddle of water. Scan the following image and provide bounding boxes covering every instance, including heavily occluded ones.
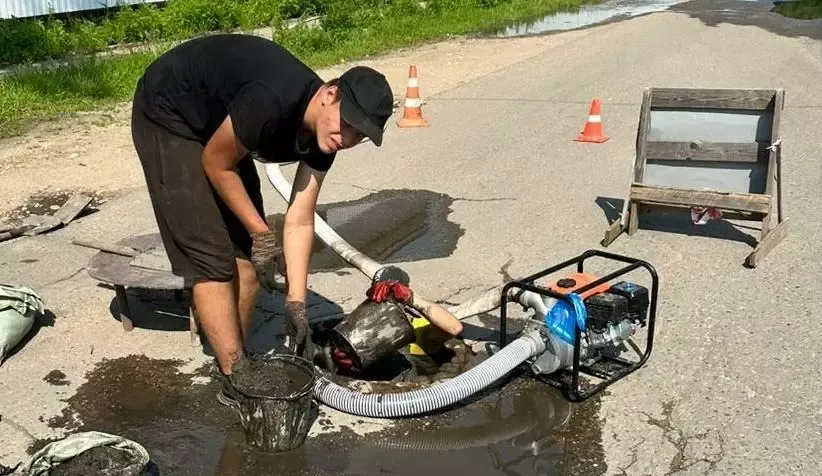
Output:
[34,355,606,475]
[492,0,689,37]
[266,189,464,272]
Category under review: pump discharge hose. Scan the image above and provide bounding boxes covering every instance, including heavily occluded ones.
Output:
[264,163,515,319]
[264,164,549,417]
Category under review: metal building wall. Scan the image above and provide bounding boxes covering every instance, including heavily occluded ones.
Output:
[0,0,164,20]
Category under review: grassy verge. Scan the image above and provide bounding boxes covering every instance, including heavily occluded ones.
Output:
[0,0,299,66]
[0,0,595,138]
[773,0,822,19]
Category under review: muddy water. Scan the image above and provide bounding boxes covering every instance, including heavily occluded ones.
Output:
[266,189,464,273]
[493,0,689,37]
[36,355,606,475]
[493,0,822,40]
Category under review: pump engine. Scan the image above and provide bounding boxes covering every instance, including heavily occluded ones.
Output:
[499,250,657,401]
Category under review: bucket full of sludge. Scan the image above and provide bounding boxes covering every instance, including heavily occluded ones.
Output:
[230,353,317,453]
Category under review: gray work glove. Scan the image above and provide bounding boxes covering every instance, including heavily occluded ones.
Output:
[284,300,313,361]
[250,229,281,292]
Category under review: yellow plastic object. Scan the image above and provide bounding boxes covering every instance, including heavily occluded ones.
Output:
[408,317,433,356]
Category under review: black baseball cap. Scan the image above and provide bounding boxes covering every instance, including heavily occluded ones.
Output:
[338,66,394,146]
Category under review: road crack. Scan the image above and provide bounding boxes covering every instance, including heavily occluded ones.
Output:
[615,436,647,476]
[0,413,36,444]
[639,400,726,475]
[436,284,487,306]
[45,266,87,286]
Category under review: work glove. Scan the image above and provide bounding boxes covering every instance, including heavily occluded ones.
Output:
[250,229,281,292]
[331,347,355,371]
[284,300,313,361]
[367,280,414,306]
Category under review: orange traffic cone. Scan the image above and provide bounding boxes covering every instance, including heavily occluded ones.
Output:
[397,65,429,128]
[574,99,609,143]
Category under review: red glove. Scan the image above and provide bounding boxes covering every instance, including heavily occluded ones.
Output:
[331,347,354,370]
[367,280,413,305]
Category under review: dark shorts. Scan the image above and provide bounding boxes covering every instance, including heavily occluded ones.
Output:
[130,86,265,283]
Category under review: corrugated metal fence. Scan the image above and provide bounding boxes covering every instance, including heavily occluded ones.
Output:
[0,0,164,20]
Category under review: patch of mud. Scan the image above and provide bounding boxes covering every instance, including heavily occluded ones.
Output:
[37,353,607,475]
[44,370,70,386]
[3,189,114,224]
[266,189,464,272]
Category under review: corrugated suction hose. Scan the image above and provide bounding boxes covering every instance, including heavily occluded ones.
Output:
[312,330,546,418]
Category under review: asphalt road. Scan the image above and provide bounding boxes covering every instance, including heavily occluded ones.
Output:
[1,1,821,474]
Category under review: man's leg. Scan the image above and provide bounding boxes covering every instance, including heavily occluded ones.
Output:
[223,156,267,343]
[193,279,245,374]
[131,95,246,378]
[234,257,259,341]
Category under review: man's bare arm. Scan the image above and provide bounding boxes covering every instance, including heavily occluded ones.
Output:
[201,116,269,234]
[282,161,327,303]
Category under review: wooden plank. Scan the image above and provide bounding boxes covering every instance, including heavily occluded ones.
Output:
[54,194,92,225]
[72,238,137,257]
[634,88,653,183]
[601,217,626,247]
[649,88,776,110]
[635,202,764,222]
[745,217,789,268]
[630,184,770,214]
[129,247,173,272]
[763,88,785,231]
[645,141,766,163]
[85,233,186,290]
[627,202,639,235]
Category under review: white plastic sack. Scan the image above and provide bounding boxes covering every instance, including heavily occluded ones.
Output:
[21,431,150,476]
[0,283,45,365]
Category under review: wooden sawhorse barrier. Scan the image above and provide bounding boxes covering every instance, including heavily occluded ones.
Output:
[602,87,788,268]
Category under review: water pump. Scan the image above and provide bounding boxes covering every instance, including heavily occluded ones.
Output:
[499,249,658,402]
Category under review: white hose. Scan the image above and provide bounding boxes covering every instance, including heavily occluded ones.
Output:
[312,330,546,418]
[264,164,513,319]
[265,163,382,280]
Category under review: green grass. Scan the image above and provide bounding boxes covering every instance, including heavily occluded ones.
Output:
[0,0,596,138]
[0,0,299,66]
[773,0,822,19]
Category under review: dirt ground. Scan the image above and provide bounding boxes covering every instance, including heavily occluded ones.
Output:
[0,29,592,222]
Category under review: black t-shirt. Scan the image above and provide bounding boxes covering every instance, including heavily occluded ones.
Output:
[137,34,335,172]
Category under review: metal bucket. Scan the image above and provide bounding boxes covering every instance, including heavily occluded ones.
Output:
[330,299,415,370]
[232,354,316,453]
